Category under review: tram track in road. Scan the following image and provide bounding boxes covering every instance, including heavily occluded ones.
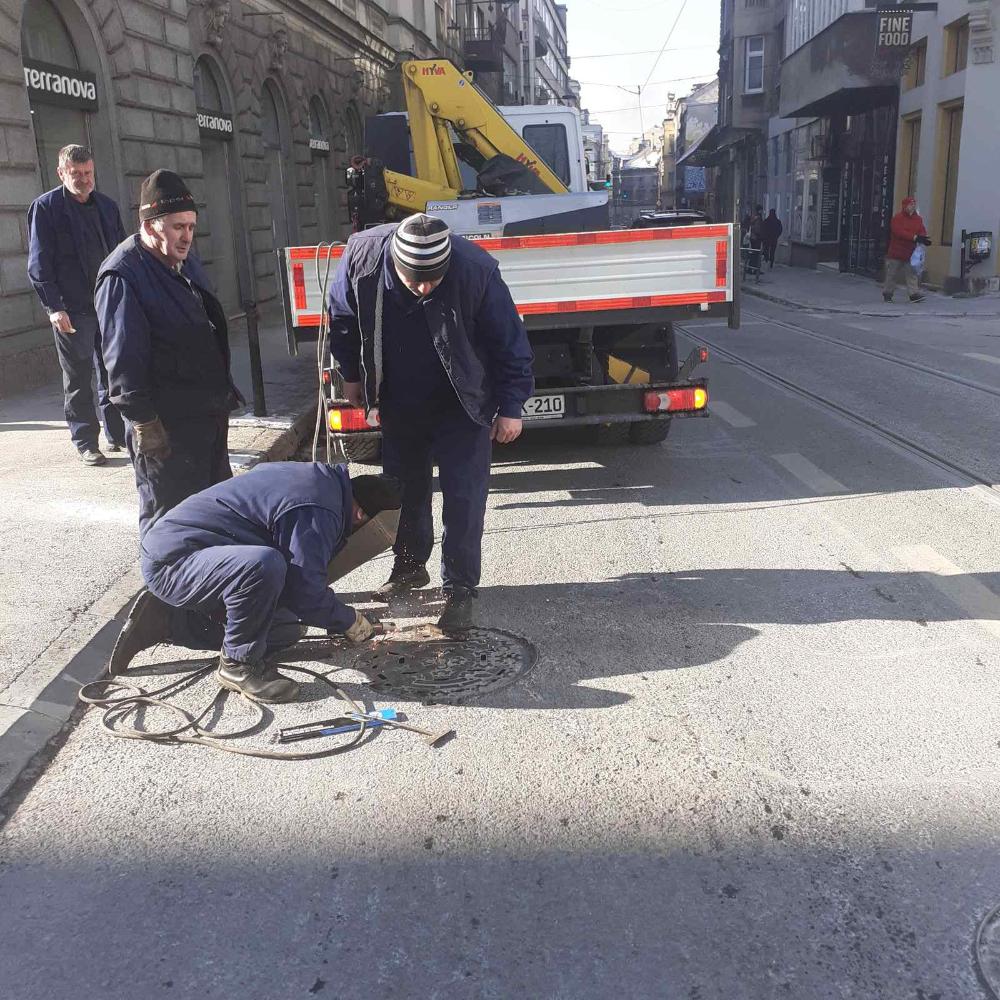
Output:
[675,324,1000,508]
[740,306,1000,401]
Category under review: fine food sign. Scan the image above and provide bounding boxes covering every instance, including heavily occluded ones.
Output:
[875,10,914,51]
[23,59,98,110]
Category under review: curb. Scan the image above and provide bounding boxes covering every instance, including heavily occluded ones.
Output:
[0,398,318,813]
[743,283,1000,319]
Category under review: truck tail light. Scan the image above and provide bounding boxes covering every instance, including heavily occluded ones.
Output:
[643,386,708,413]
[328,407,379,432]
[322,369,332,385]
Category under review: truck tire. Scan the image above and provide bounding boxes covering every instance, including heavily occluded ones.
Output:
[342,436,382,465]
[628,419,672,445]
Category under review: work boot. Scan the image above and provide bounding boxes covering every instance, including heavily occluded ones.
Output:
[216,656,300,704]
[437,588,476,633]
[372,562,431,601]
[79,447,107,466]
[108,589,173,675]
[882,292,893,303]
[910,293,925,303]
[106,441,125,454]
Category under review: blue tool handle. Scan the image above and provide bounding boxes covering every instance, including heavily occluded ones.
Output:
[318,719,386,737]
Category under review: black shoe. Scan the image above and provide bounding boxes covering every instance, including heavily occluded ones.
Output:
[437,589,476,632]
[882,293,893,303]
[372,562,431,601]
[109,589,173,675]
[79,447,107,466]
[910,293,925,303]
[217,656,300,703]
[107,442,125,454]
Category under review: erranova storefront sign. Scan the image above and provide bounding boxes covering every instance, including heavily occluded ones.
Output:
[23,59,98,111]
[309,137,330,155]
[197,111,234,139]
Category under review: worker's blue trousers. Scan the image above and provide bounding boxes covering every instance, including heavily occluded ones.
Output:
[380,406,492,592]
[143,546,288,665]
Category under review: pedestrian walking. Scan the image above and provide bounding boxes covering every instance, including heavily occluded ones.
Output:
[761,208,783,268]
[27,144,127,466]
[884,196,931,303]
[96,169,242,535]
[328,213,534,631]
[110,463,398,703]
[749,205,765,250]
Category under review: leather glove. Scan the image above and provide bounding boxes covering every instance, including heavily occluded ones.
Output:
[133,418,171,461]
[343,610,380,645]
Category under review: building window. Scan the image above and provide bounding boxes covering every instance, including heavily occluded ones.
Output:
[523,122,570,186]
[771,135,779,176]
[904,38,927,89]
[900,114,921,199]
[943,17,969,76]
[745,0,767,6]
[744,35,765,93]
[784,131,793,175]
[938,103,963,245]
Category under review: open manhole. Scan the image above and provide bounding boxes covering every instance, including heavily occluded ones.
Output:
[355,625,538,705]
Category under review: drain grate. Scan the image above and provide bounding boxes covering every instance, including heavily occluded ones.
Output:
[356,626,538,705]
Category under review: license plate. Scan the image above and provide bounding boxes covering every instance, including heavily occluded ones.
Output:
[521,394,566,420]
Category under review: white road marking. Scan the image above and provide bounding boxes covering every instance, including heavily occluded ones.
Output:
[772,452,847,494]
[805,313,834,320]
[895,544,1000,641]
[846,323,872,332]
[711,400,757,428]
[964,352,1000,366]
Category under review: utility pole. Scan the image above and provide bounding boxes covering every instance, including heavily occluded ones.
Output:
[617,83,643,141]
[526,0,536,104]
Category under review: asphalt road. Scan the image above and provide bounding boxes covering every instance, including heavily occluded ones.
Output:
[3,297,1000,999]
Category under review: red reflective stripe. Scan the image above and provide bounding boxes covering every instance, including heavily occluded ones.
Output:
[288,245,346,262]
[517,291,726,316]
[715,240,728,288]
[471,224,730,253]
[292,263,307,311]
[295,313,323,327]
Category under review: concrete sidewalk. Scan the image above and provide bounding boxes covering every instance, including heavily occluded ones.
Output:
[744,263,1000,318]
[0,313,318,805]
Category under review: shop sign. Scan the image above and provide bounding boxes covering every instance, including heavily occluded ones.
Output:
[875,10,914,52]
[684,166,706,193]
[197,111,234,139]
[23,59,98,111]
[309,136,330,155]
[820,166,840,243]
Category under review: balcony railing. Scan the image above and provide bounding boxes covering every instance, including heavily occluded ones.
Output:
[462,22,507,72]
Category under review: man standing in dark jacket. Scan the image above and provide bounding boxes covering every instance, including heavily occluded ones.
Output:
[761,208,783,268]
[111,463,398,702]
[96,169,241,534]
[27,144,127,465]
[328,214,534,631]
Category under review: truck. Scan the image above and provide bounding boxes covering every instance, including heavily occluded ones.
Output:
[277,60,739,462]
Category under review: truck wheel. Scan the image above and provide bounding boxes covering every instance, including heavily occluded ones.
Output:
[342,436,382,465]
[628,419,672,445]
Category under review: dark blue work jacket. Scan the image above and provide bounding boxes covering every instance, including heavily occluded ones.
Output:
[96,236,240,424]
[328,224,534,426]
[141,462,356,633]
[27,186,125,316]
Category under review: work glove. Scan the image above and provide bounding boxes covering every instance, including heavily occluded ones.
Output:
[343,610,381,645]
[133,418,171,461]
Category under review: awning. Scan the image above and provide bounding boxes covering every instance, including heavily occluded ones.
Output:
[675,124,759,168]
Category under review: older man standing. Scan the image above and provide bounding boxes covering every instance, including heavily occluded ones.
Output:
[329,213,533,631]
[27,144,127,465]
[96,169,241,534]
[884,196,931,303]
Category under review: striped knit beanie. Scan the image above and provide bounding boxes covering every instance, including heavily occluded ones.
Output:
[390,213,452,284]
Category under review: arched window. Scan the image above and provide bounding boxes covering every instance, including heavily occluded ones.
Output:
[22,0,89,191]
[309,96,334,241]
[261,80,297,246]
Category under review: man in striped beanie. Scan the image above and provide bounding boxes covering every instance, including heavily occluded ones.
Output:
[328,212,534,631]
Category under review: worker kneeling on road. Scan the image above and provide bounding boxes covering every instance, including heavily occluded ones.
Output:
[111,462,401,704]
[328,213,534,631]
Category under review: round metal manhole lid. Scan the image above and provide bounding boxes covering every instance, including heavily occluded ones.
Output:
[355,625,538,705]
[976,903,1000,999]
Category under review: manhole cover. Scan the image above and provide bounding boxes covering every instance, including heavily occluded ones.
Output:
[976,903,1000,999]
[356,626,538,705]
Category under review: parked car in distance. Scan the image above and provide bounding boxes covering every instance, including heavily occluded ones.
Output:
[632,210,711,228]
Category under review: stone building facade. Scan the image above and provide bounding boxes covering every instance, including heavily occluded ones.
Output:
[1,0,446,394]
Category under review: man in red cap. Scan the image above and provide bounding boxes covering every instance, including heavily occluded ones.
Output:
[884,196,930,303]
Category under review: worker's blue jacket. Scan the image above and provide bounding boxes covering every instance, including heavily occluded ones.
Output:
[328,223,534,426]
[140,462,356,633]
[27,186,125,316]
[95,236,239,424]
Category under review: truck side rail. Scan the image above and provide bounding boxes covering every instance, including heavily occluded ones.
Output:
[277,224,738,353]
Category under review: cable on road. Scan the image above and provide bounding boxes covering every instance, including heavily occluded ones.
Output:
[78,661,375,760]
